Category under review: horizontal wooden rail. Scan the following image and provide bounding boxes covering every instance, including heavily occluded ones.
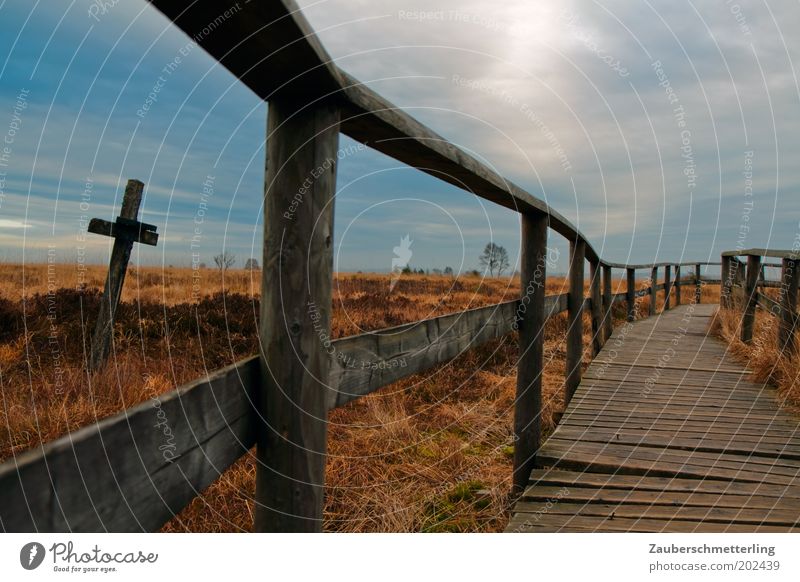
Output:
[0,359,260,532]
[331,295,565,408]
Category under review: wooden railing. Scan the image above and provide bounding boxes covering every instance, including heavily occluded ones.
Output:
[721,249,799,353]
[0,0,765,533]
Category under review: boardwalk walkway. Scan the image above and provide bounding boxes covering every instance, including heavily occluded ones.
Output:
[507,304,800,532]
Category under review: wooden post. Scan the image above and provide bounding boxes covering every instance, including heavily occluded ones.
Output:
[650,266,658,316]
[675,265,681,306]
[626,268,636,322]
[565,239,584,405]
[778,258,799,354]
[590,260,603,356]
[741,254,761,344]
[721,255,732,309]
[664,265,672,310]
[513,212,548,494]
[735,260,746,307]
[695,264,702,304]
[255,99,340,532]
[88,179,159,372]
[602,265,612,341]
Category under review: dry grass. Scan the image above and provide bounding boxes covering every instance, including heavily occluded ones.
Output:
[0,263,639,532]
[709,296,800,415]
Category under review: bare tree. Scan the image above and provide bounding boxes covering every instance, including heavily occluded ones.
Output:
[244,258,260,271]
[478,242,510,277]
[214,250,236,272]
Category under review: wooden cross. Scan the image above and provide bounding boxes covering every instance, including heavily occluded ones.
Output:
[87,179,158,371]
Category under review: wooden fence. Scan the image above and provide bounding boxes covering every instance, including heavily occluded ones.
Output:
[721,249,799,352]
[0,0,796,532]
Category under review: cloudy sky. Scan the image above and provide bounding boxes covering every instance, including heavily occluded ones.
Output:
[0,0,798,275]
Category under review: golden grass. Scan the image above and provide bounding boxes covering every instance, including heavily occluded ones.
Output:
[0,263,670,532]
[709,298,800,415]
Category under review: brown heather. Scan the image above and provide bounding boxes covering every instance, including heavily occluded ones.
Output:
[0,264,732,532]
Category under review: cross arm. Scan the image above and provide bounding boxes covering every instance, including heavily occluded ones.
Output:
[88,217,159,246]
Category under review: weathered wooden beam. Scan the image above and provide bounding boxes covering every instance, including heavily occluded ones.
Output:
[778,258,799,354]
[742,255,761,344]
[0,357,259,532]
[87,217,158,246]
[695,264,702,304]
[255,99,340,532]
[675,265,681,306]
[565,240,585,406]
[626,268,636,322]
[721,255,732,309]
[513,213,548,494]
[590,260,604,356]
[146,0,343,105]
[650,266,658,316]
[602,265,613,341]
[723,248,800,259]
[663,265,672,311]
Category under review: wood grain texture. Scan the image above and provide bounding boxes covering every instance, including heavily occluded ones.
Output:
[625,268,635,322]
[255,99,340,532]
[779,258,799,353]
[742,254,761,343]
[565,240,585,405]
[602,265,613,342]
[513,212,548,493]
[590,260,603,356]
[650,266,658,316]
[0,357,259,532]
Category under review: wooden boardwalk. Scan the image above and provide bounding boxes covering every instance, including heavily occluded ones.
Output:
[507,303,800,532]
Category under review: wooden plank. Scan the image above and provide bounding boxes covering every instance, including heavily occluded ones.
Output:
[537,447,797,485]
[542,439,800,472]
[550,428,800,460]
[255,99,339,532]
[527,469,800,497]
[330,299,519,407]
[663,265,671,310]
[87,217,158,246]
[507,513,794,533]
[511,501,800,527]
[0,357,259,532]
[565,239,585,404]
[513,212,548,493]
[521,485,800,511]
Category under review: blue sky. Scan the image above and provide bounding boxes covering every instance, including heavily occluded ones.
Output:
[1,0,799,276]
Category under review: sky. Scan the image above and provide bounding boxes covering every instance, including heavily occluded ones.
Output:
[0,0,798,276]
